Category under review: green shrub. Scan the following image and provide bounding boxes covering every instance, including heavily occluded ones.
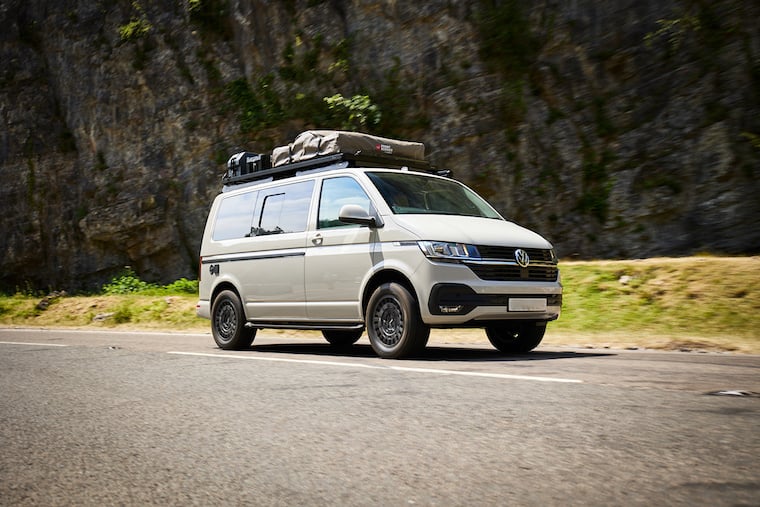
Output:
[323,94,381,131]
[102,268,158,295]
[118,1,152,42]
[100,268,199,296]
[164,278,199,294]
[118,18,152,42]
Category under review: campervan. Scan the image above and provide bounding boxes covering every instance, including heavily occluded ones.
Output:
[197,131,561,358]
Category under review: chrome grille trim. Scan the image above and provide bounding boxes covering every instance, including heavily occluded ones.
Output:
[464,246,559,282]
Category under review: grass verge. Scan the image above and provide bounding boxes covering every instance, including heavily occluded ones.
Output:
[549,256,759,353]
[1,256,758,353]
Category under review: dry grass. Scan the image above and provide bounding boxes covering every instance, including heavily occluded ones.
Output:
[1,256,758,353]
[547,256,760,353]
[0,295,205,331]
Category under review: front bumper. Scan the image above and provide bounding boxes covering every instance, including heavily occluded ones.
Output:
[429,283,562,315]
[413,259,562,325]
[426,283,561,324]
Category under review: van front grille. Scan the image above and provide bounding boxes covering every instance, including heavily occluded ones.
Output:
[463,246,558,282]
[464,263,559,282]
[475,246,554,263]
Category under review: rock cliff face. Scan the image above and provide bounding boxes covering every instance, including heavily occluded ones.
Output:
[1,0,758,291]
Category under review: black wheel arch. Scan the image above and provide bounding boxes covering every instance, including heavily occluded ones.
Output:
[211,282,247,319]
[361,269,420,319]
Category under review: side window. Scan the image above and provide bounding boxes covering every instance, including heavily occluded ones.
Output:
[318,177,372,229]
[212,191,258,241]
[251,180,314,236]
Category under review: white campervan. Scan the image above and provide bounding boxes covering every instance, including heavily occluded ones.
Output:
[197,131,561,358]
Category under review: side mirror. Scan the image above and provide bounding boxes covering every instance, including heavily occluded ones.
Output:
[338,204,382,228]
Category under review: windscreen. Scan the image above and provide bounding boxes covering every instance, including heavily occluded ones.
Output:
[366,171,502,218]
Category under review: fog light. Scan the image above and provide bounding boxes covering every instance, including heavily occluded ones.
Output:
[439,305,464,313]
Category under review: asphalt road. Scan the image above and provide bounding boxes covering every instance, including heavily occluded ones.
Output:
[1,328,758,506]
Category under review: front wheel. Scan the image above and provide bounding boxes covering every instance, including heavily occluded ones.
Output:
[366,282,429,359]
[485,322,546,354]
[211,290,256,350]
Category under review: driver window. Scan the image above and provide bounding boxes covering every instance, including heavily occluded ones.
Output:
[318,177,372,229]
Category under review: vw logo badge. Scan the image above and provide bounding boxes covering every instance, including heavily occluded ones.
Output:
[514,248,530,268]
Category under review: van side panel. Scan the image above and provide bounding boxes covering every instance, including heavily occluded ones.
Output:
[238,234,308,320]
[304,228,375,320]
[200,179,315,322]
[201,236,308,320]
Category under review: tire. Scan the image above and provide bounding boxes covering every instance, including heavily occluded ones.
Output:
[366,282,430,359]
[322,329,363,347]
[211,290,256,350]
[485,322,546,354]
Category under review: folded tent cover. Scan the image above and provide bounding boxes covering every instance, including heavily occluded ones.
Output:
[272,130,426,167]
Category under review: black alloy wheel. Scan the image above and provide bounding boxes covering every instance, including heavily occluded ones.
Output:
[366,282,429,359]
[211,290,256,350]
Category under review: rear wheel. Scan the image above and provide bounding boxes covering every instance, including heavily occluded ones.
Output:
[485,322,546,354]
[322,329,363,347]
[211,290,256,350]
[366,282,429,359]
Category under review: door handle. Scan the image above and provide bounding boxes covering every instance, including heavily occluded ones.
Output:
[311,234,323,246]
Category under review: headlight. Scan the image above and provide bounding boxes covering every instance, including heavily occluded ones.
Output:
[418,241,480,261]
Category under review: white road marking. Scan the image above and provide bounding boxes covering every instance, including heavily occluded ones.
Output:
[168,351,583,384]
[1,328,209,337]
[0,341,68,347]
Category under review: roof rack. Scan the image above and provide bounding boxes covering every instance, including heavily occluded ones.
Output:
[222,151,449,191]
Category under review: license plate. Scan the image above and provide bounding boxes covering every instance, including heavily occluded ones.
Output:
[508,298,547,312]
